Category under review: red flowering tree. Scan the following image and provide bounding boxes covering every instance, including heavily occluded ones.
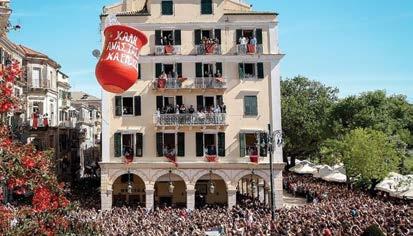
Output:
[0,61,97,235]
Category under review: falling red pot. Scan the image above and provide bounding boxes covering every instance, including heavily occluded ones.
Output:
[95,25,148,93]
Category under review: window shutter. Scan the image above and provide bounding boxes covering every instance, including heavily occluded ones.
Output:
[215,62,222,75]
[176,96,183,106]
[115,96,122,116]
[244,96,258,116]
[196,96,204,110]
[236,29,242,44]
[256,28,263,45]
[201,0,212,14]
[162,1,173,15]
[155,30,162,45]
[134,96,141,116]
[174,30,181,45]
[114,132,122,157]
[135,133,143,157]
[195,63,203,78]
[214,29,221,43]
[196,132,204,157]
[176,63,182,77]
[257,63,264,79]
[156,132,164,157]
[155,63,163,77]
[194,29,202,45]
[156,96,163,110]
[239,133,246,157]
[259,133,268,157]
[177,132,185,157]
[138,63,141,79]
[238,63,245,79]
[216,95,223,106]
[218,132,225,157]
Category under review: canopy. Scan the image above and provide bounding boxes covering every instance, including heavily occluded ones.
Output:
[322,171,347,183]
[375,172,404,193]
[291,164,317,174]
[313,165,334,178]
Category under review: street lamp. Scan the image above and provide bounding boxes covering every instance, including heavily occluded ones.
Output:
[168,169,175,194]
[266,124,282,220]
[127,168,132,194]
[251,169,257,197]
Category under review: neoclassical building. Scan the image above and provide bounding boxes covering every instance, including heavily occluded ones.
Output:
[100,0,284,210]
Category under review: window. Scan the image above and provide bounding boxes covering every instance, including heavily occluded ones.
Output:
[161,1,173,15]
[115,96,141,116]
[32,68,41,88]
[239,132,267,157]
[244,96,258,116]
[122,97,133,115]
[239,63,264,79]
[114,133,144,158]
[156,133,185,157]
[196,132,225,157]
[201,0,213,14]
[155,30,181,46]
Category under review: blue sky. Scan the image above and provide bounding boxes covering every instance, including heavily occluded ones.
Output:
[8,0,413,101]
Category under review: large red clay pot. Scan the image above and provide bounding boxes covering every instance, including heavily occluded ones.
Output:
[96,25,148,93]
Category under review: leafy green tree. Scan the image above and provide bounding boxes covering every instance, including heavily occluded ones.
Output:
[281,76,339,166]
[324,128,403,190]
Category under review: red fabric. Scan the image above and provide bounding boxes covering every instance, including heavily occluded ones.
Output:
[32,113,38,129]
[205,43,216,54]
[158,78,166,88]
[164,45,174,54]
[43,117,48,127]
[95,25,148,93]
[247,44,256,53]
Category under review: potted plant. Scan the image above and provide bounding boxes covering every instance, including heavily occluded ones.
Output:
[164,45,174,54]
[206,155,218,162]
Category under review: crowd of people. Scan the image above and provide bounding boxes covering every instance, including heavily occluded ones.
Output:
[63,172,412,235]
[157,103,226,115]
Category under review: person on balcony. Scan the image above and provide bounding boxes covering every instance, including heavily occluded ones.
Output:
[248,36,257,53]
[32,110,39,130]
[43,113,49,127]
[188,105,195,114]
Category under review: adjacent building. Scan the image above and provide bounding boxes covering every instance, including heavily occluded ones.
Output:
[100,0,284,210]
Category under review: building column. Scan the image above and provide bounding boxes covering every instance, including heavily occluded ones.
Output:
[274,170,284,209]
[145,185,155,211]
[187,189,196,211]
[101,172,112,210]
[228,189,237,209]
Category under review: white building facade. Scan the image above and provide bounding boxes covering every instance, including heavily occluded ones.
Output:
[100,0,284,210]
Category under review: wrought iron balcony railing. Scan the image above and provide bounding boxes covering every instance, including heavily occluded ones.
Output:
[237,44,263,55]
[153,77,226,90]
[155,45,181,55]
[154,113,226,127]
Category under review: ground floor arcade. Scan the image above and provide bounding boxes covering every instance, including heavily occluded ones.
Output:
[100,163,284,210]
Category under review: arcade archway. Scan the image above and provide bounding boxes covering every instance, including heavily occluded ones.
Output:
[195,172,227,208]
[112,173,146,208]
[236,173,268,206]
[154,171,187,208]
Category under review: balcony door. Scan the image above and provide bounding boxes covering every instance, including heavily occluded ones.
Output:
[156,132,185,157]
[32,68,41,88]
[204,133,217,156]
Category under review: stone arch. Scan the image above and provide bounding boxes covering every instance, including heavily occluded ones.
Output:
[190,169,231,189]
[109,169,150,187]
[232,169,270,186]
[150,169,191,185]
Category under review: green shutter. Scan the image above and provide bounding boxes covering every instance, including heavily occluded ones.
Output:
[257,63,264,79]
[176,63,182,77]
[155,63,163,77]
[239,133,246,157]
[236,29,242,44]
[196,132,204,157]
[174,30,181,45]
[176,96,183,106]
[255,28,263,45]
[195,29,202,45]
[162,1,173,15]
[196,96,204,110]
[135,133,143,157]
[177,132,185,157]
[239,63,245,79]
[214,29,221,43]
[259,133,268,157]
[156,96,163,110]
[201,0,212,14]
[244,96,258,116]
[134,96,141,116]
[215,62,222,75]
[218,132,225,157]
[115,96,122,116]
[114,133,122,157]
[155,30,162,45]
[156,133,163,157]
[195,63,203,78]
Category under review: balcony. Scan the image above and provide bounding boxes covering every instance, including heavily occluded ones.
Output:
[153,77,226,91]
[154,113,227,128]
[155,45,181,56]
[28,80,53,93]
[237,44,263,55]
[196,44,221,55]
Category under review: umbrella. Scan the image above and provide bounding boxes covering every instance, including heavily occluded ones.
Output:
[313,165,334,178]
[322,171,347,183]
[375,172,404,193]
[292,164,317,174]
